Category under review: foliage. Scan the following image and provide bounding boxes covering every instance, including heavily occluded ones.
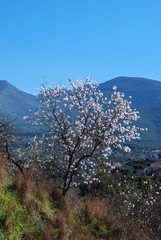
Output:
[0,115,14,139]
[0,173,153,240]
[0,180,33,239]
[0,174,62,239]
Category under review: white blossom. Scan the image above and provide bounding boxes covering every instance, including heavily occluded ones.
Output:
[23,76,144,195]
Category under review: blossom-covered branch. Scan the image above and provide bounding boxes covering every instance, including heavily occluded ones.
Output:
[25,77,144,195]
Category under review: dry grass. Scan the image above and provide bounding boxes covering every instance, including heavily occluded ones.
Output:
[0,171,155,240]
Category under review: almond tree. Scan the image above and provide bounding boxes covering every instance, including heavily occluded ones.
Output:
[27,77,143,195]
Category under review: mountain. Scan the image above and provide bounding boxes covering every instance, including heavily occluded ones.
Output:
[0,77,161,150]
[99,76,161,106]
[99,77,161,150]
[0,80,39,133]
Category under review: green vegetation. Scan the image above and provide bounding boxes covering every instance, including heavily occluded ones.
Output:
[0,172,155,240]
[0,180,33,239]
[0,77,161,239]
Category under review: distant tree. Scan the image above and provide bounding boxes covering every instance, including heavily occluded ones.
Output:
[26,77,143,195]
[0,116,14,171]
[0,117,11,137]
[0,115,22,174]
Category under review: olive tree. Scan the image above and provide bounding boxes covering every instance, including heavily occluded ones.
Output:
[26,77,143,195]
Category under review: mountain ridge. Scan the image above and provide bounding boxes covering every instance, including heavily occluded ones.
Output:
[0,77,161,149]
[0,80,39,119]
[99,76,161,106]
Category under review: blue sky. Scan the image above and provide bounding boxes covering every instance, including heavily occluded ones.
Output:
[0,0,161,93]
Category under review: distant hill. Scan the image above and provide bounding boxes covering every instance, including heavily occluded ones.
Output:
[0,80,39,134]
[99,76,161,106]
[99,77,161,150]
[0,77,161,150]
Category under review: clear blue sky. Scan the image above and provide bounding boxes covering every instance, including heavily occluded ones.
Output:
[0,0,161,94]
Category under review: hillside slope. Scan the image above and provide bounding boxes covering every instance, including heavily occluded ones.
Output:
[99,77,161,149]
[0,80,39,120]
[0,77,161,149]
